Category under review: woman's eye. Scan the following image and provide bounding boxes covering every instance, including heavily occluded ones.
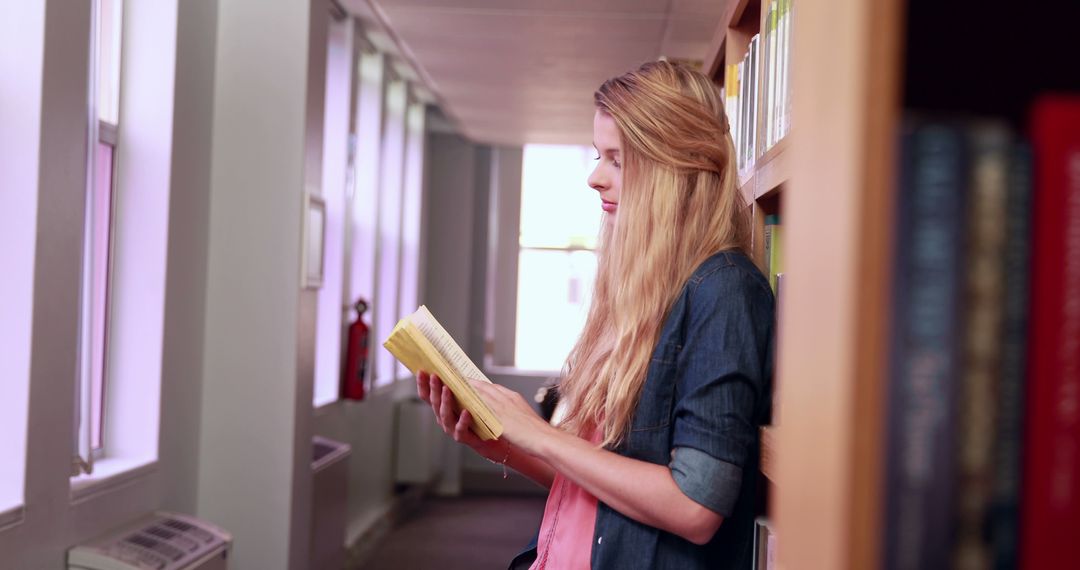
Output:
[612,159,621,168]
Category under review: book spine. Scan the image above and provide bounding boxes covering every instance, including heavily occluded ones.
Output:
[782,0,793,136]
[884,121,967,570]
[763,214,777,277]
[765,0,778,149]
[739,58,749,170]
[1021,96,1080,570]
[768,219,783,292]
[989,143,1032,570]
[953,123,1011,570]
[727,64,740,154]
[749,35,759,168]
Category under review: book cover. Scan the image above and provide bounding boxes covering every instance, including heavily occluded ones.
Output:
[752,517,775,570]
[1021,96,1080,569]
[989,143,1031,570]
[726,63,740,152]
[383,305,503,440]
[767,216,783,292]
[883,121,967,570]
[748,35,760,169]
[780,0,793,136]
[765,0,778,149]
[763,214,778,276]
[739,57,750,170]
[953,123,1011,570]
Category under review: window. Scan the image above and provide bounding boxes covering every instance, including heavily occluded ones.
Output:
[313,16,352,407]
[347,49,384,392]
[373,78,408,387]
[514,145,602,371]
[75,0,123,472]
[0,0,42,518]
[396,99,426,380]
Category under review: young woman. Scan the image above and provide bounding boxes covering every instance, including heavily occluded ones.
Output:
[417,60,774,569]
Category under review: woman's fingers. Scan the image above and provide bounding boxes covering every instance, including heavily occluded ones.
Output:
[417,371,430,401]
[453,409,472,442]
[429,376,443,421]
[439,386,457,433]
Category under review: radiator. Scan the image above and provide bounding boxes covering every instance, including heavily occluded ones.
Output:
[394,397,444,484]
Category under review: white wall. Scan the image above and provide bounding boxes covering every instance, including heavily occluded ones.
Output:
[158,0,218,516]
[195,0,326,568]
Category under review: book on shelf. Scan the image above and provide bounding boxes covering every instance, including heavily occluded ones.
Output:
[752,517,777,570]
[1021,96,1080,570]
[779,0,792,136]
[762,0,795,154]
[764,0,778,149]
[383,305,503,441]
[882,102,1080,569]
[748,35,759,170]
[764,214,783,292]
[989,142,1031,570]
[884,120,968,570]
[953,122,1011,570]
[722,0,794,176]
[725,63,740,157]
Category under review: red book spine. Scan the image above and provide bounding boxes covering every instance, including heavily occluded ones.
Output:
[1022,97,1080,568]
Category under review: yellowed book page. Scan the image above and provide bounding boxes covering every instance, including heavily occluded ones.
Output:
[383,311,502,440]
[411,306,490,384]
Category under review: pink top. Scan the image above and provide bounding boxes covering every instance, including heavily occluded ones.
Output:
[529,431,601,570]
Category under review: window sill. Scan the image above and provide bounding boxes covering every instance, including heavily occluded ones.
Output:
[70,456,157,504]
[0,504,25,532]
[314,398,342,415]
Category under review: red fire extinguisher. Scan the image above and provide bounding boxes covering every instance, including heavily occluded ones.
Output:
[342,298,369,401]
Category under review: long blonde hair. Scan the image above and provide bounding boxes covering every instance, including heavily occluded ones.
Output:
[559,60,750,447]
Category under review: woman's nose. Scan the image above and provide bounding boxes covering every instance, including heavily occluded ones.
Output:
[588,166,606,192]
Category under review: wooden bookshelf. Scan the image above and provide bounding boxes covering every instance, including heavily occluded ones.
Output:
[760,426,777,483]
[706,0,901,568]
[739,136,791,204]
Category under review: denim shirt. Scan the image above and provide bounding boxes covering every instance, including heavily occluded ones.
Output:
[509,250,775,570]
[588,250,775,569]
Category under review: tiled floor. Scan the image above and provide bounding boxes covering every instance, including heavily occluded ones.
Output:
[358,494,546,570]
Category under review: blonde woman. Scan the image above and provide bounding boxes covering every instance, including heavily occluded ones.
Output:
[417,60,774,569]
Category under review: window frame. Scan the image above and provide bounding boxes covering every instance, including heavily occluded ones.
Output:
[75,0,123,474]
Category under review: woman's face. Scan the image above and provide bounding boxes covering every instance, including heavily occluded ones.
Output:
[588,109,622,215]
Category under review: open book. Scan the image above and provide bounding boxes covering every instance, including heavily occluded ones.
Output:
[383,306,503,441]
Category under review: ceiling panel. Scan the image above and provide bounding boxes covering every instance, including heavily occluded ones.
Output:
[355,0,730,145]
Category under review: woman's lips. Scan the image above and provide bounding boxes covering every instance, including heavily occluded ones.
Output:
[601,200,617,213]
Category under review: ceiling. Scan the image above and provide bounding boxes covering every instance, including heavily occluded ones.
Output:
[344,0,728,146]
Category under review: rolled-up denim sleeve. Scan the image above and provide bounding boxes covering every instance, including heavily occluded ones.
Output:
[670,266,773,472]
[670,446,743,516]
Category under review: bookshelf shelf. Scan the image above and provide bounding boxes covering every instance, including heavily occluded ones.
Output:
[738,136,792,203]
[760,426,777,483]
[706,0,900,568]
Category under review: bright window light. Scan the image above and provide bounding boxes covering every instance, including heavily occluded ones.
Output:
[373,80,407,387]
[515,145,602,371]
[313,19,351,407]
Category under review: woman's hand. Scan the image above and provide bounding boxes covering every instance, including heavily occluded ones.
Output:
[416,371,506,462]
[469,379,558,457]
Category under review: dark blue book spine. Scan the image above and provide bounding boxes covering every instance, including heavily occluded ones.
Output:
[884,121,967,570]
[989,143,1032,570]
